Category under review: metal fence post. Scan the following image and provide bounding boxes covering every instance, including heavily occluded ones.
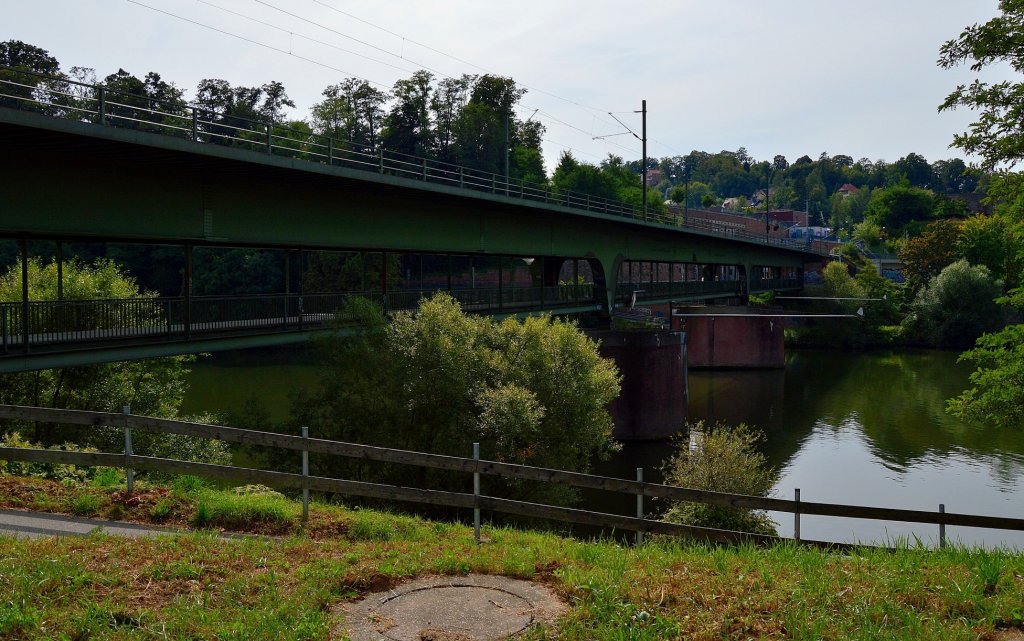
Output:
[191,109,198,141]
[97,87,106,125]
[378,148,384,174]
[266,123,273,153]
[794,488,801,542]
[327,138,334,165]
[473,442,481,544]
[459,166,464,188]
[939,503,946,549]
[123,405,134,495]
[636,467,644,546]
[301,426,309,522]
[422,158,428,181]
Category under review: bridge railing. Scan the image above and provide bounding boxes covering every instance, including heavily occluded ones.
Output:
[616,279,744,304]
[0,285,600,353]
[0,66,818,253]
[750,278,802,292]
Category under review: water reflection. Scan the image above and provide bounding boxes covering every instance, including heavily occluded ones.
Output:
[183,347,1024,547]
[689,350,1024,546]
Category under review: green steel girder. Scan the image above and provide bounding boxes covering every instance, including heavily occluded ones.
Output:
[0,107,813,313]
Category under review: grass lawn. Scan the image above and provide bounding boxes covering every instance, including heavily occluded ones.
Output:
[1,472,1023,640]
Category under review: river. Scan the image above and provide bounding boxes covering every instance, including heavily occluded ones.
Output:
[181,347,1024,548]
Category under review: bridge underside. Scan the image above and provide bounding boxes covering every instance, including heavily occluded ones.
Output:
[0,108,810,370]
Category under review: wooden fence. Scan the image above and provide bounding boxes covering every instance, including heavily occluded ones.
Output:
[1,404,1022,550]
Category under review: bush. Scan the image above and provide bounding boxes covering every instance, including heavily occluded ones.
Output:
[903,259,1004,347]
[292,293,620,505]
[661,422,778,536]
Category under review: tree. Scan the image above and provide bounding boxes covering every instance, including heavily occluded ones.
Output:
[903,259,1004,347]
[661,422,777,535]
[101,69,186,131]
[864,181,936,232]
[893,152,934,188]
[380,70,433,157]
[291,293,620,503]
[947,292,1024,428]
[430,74,473,162]
[310,79,386,153]
[899,218,962,290]
[938,0,1024,169]
[195,78,295,146]
[0,258,226,463]
[0,40,61,110]
[956,214,1017,284]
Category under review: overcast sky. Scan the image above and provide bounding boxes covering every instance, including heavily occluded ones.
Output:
[4,1,1011,172]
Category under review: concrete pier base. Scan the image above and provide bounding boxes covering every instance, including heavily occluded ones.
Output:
[590,330,687,441]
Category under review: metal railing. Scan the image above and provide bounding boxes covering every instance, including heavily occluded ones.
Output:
[616,279,744,304]
[0,66,821,253]
[0,286,599,353]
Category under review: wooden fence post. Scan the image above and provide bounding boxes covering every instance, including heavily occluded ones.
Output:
[939,503,946,549]
[794,488,801,542]
[636,467,644,546]
[473,442,481,544]
[123,405,133,495]
[301,426,309,522]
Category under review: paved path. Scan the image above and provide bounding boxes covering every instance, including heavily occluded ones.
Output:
[0,508,184,539]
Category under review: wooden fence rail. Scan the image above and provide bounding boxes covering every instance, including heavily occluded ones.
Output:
[1,404,1022,549]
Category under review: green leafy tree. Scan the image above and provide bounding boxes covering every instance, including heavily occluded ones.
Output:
[661,422,778,536]
[0,40,62,110]
[101,68,186,131]
[195,78,296,145]
[291,293,620,503]
[864,181,936,232]
[947,290,1024,428]
[955,214,1017,285]
[381,70,433,157]
[903,260,1004,347]
[0,258,225,463]
[938,0,1024,169]
[898,219,962,290]
[310,78,386,153]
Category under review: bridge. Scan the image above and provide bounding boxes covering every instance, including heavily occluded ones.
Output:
[0,70,818,371]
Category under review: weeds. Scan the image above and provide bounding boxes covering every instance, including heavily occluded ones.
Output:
[0,471,1022,641]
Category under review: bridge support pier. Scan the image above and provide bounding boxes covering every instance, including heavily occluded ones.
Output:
[590,330,687,441]
[672,306,784,369]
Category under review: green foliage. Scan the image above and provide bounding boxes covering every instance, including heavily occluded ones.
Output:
[661,422,778,536]
[899,219,963,291]
[190,489,297,532]
[948,318,1024,428]
[938,0,1024,169]
[0,260,228,466]
[864,182,936,232]
[852,219,883,245]
[294,292,620,504]
[0,432,100,482]
[956,214,1018,285]
[904,260,1004,347]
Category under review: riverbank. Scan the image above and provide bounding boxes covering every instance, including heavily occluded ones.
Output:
[1,473,1023,640]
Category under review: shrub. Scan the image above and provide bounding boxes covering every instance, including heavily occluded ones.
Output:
[661,422,778,536]
[903,259,1004,347]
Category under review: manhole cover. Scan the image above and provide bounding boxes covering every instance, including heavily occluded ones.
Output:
[341,574,566,641]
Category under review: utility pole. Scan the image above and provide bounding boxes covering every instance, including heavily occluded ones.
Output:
[504,109,510,196]
[641,100,647,222]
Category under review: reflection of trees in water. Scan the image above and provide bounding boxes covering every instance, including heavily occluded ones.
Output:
[694,349,1024,478]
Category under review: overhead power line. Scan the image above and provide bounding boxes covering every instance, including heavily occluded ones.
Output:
[126,0,652,163]
[196,0,418,75]
[126,0,391,88]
